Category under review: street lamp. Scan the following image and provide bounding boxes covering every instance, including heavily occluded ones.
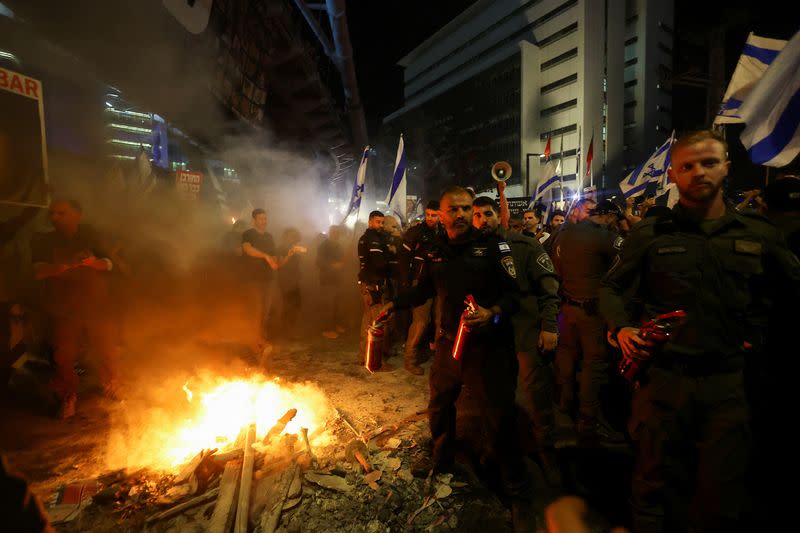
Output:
[525,153,545,198]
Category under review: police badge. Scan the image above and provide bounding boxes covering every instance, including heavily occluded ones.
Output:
[501,256,517,278]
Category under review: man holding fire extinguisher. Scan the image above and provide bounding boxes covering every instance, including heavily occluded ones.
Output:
[379,186,534,532]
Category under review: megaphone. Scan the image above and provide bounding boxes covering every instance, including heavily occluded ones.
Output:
[491,161,512,182]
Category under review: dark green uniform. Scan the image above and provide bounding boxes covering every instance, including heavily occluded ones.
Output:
[393,227,526,494]
[400,222,443,368]
[599,204,800,532]
[358,228,390,361]
[552,219,623,421]
[500,228,561,448]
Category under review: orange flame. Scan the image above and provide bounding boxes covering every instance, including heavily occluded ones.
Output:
[182,381,193,402]
[107,374,332,471]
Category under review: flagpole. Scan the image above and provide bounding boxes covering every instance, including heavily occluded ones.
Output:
[589,127,594,189]
[559,134,565,203]
[575,124,583,197]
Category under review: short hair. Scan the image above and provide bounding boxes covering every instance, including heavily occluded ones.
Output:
[439,186,472,202]
[673,129,728,158]
[523,209,537,216]
[551,210,566,218]
[252,208,266,218]
[368,210,385,220]
[472,196,499,213]
[425,200,440,211]
[574,198,596,210]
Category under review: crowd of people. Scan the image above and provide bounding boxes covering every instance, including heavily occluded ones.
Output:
[350,130,800,532]
[2,129,799,532]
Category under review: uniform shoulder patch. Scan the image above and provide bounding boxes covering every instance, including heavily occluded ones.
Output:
[613,236,625,250]
[498,241,511,253]
[536,252,555,273]
[734,239,762,255]
[501,255,517,278]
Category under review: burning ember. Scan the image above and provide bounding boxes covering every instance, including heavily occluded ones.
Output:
[108,374,332,471]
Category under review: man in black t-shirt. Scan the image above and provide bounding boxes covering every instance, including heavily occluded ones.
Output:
[241,208,280,355]
[31,199,117,419]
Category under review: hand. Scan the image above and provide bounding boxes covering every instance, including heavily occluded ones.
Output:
[462,305,494,328]
[81,256,110,271]
[538,331,558,352]
[616,327,655,360]
[642,197,656,209]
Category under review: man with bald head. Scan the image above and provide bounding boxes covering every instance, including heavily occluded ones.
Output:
[32,199,117,419]
[381,186,534,531]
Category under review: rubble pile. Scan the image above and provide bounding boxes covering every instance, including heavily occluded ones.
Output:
[54,408,512,533]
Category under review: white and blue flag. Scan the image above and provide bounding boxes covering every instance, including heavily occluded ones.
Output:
[386,134,407,222]
[715,33,786,125]
[619,133,675,199]
[738,30,800,167]
[531,160,560,206]
[343,145,369,220]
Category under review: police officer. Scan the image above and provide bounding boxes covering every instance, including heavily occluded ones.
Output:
[380,187,533,532]
[357,211,390,364]
[599,130,800,532]
[399,200,443,375]
[552,199,625,444]
[472,196,562,485]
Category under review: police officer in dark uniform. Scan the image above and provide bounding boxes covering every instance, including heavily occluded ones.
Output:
[399,200,443,375]
[552,199,626,444]
[357,210,390,364]
[381,187,533,532]
[472,196,562,484]
[599,130,800,532]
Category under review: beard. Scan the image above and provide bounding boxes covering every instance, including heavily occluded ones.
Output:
[681,178,724,203]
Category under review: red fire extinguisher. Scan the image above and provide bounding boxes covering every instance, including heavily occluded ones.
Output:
[452,295,478,361]
[618,309,687,385]
[365,310,390,373]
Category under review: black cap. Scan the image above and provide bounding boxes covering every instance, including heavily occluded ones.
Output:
[765,176,800,212]
[589,199,624,218]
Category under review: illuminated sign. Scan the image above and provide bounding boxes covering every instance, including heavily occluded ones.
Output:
[176,170,203,199]
[0,66,48,206]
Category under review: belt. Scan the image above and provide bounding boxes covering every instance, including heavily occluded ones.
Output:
[563,297,597,310]
[651,356,745,377]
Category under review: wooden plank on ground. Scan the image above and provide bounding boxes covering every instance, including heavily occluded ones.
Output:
[234,424,256,533]
[208,461,241,533]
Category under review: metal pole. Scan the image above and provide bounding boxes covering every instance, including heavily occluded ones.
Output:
[325,0,369,155]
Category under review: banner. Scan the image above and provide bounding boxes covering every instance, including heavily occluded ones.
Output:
[176,170,203,199]
[506,196,532,217]
[0,66,48,206]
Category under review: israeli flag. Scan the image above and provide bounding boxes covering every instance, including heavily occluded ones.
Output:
[715,33,786,125]
[619,134,675,199]
[386,134,407,222]
[343,145,369,220]
[739,30,800,167]
[531,160,560,206]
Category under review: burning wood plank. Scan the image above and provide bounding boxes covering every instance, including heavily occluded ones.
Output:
[299,427,318,469]
[262,408,298,445]
[209,425,246,533]
[208,460,241,533]
[144,487,220,525]
[234,424,256,533]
